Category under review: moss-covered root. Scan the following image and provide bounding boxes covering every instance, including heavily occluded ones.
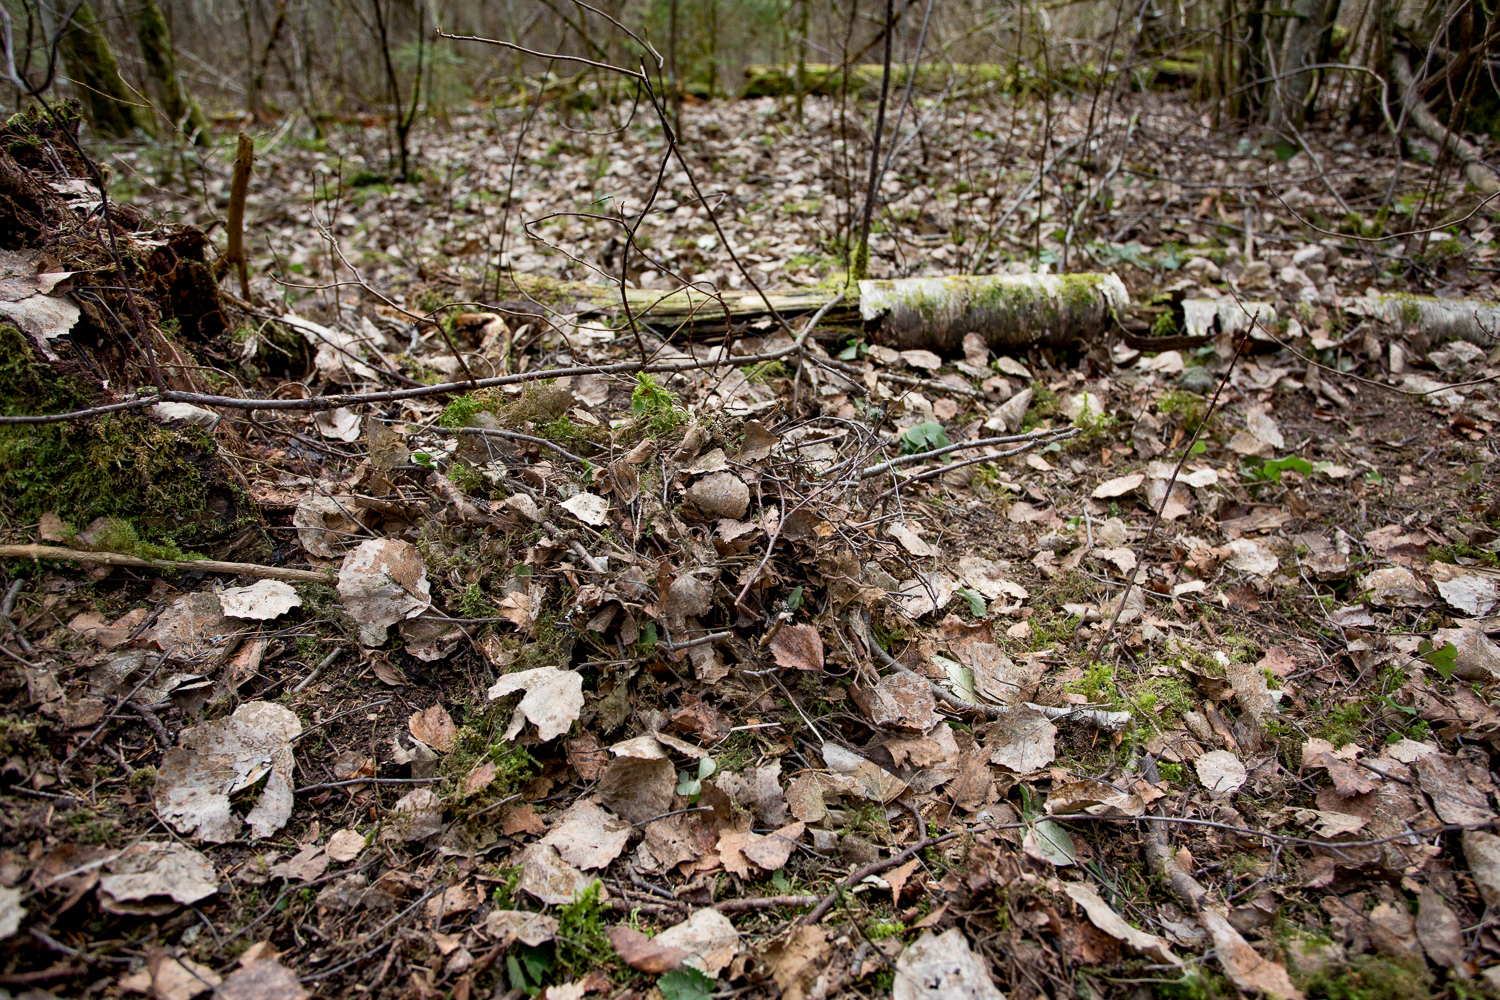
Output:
[858,273,1129,353]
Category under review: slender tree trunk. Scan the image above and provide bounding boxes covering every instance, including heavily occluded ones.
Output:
[668,0,681,137]
[58,0,143,137]
[1267,0,1335,134]
[794,0,809,123]
[132,0,211,145]
[852,0,895,282]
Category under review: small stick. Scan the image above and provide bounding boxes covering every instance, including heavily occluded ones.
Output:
[292,647,343,695]
[0,545,336,584]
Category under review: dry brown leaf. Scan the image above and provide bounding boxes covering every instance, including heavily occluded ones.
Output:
[409,705,458,752]
[120,955,221,1000]
[1063,882,1178,963]
[516,843,598,906]
[268,845,329,882]
[464,762,497,796]
[864,672,941,733]
[325,829,365,863]
[214,956,308,1000]
[769,624,824,671]
[380,788,444,841]
[98,842,217,915]
[606,926,687,973]
[741,820,805,872]
[597,755,676,825]
[337,538,433,645]
[985,706,1057,774]
[653,907,741,976]
[218,580,302,621]
[764,925,830,1000]
[893,927,1005,1000]
[487,667,585,742]
[1200,906,1304,1000]
[715,762,789,826]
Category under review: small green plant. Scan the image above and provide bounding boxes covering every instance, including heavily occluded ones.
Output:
[457,583,495,619]
[630,373,688,433]
[1065,661,1118,705]
[865,919,906,940]
[658,967,715,1000]
[1243,455,1314,485]
[902,421,951,454]
[676,756,717,803]
[745,360,791,383]
[439,393,485,428]
[1157,761,1185,784]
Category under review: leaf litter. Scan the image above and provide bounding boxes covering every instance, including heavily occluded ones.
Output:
[2,68,1500,1000]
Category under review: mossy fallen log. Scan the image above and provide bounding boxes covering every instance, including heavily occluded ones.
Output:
[1346,293,1500,345]
[575,272,1128,353]
[858,273,1128,352]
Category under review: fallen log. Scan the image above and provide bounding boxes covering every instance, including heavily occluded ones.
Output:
[586,272,1128,353]
[1346,292,1500,345]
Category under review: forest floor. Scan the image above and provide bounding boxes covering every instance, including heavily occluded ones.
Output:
[2,90,1500,1000]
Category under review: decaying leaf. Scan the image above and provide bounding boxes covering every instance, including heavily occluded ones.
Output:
[607,926,687,972]
[0,886,22,940]
[155,702,302,843]
[218,579,302,620]
[893,927,1005,1000]
[1195,750,1248,796]
[985,705,1057,774]
[336,538,433,645]
[214,956,309,1000]
[120,955,222,1000]
[98,842,218,915]
[560,492,610,525]
[1200,906,1304,1000]
[487,666,585,742]
[516,842,599,906]
[653,907,741,976]
[1063,882,1178,963]
[409,705,458,751]
[380,788,445,841]
[769,623,824,671]
[541,800,633,870]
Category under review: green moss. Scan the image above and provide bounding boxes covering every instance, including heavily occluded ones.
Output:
[630,373,688,434]
[1157,761,1185,784]
[439,394,485,428]
[0,323,242,547]
[1157,389,1207,432]
[1428,541,1499,568]
[1297,954,1433,1000]
[556,883,616,977]
[745,360,791,383]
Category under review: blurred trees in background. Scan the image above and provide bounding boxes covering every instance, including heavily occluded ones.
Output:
[1,0,1495,209]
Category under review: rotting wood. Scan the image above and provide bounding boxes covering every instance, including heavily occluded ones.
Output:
[0,544,336,583]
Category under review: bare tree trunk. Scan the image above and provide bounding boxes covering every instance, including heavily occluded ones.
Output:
[58,0,143,137]
[1267,0,1336,135]
[132,0,212,145]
